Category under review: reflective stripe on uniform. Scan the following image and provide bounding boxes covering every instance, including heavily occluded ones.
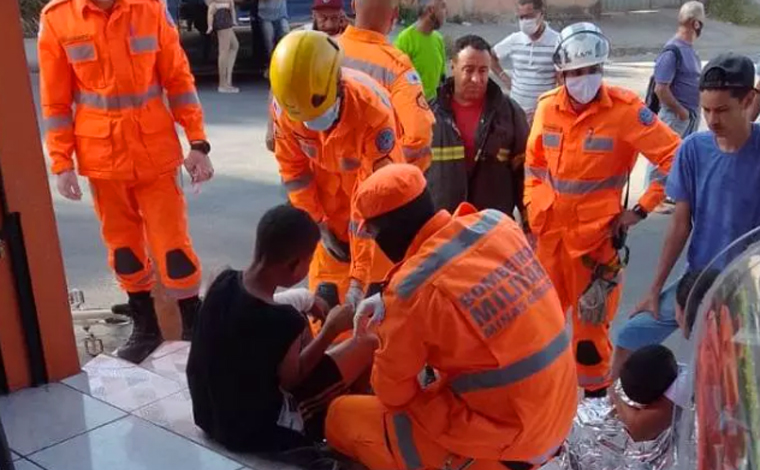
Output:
[65,43,96,63]
[74,83,163,110]
[650,167,668,184]
[348,220,373,239]
[542,132,560,148]
[168,91,201,108]
[403,146,431,161]
[392,413,423,470]
[44,114,73,132]
[583,137,614,152]
[129,36,159,53]
[283,173,313,192]
[396,210,504,300]
[343,57,398,87]
[450,331,569,394]
[524,167,627,195]
[578,373,608,387]
[340,157,361,171]
[341,67,392,109]
[432,146,465,162]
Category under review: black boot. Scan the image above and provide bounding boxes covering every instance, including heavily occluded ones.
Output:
[116,291,163,364]
[178,296,202,341]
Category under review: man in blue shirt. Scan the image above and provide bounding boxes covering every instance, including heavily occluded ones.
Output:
[647,1,705,213]
[611,53,760,378]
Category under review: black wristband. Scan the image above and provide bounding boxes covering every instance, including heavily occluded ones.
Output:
[632,204,648,220]
[190,140,211,154]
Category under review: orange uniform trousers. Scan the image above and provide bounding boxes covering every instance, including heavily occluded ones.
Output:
[535,231,621,392]
[327,395,542,470]
[89,173,201,299]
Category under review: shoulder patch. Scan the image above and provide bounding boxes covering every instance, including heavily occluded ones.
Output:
[406,71,422,86]
[638,106,656,127]
[375,127,396,154]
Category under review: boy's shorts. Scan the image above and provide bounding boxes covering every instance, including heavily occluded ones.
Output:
[615,280,680,351]
[291,354,346,441]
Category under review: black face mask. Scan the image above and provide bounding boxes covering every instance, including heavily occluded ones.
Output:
[369,191,436,264]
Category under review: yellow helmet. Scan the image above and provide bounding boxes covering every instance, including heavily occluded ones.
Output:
[270,30,344,122]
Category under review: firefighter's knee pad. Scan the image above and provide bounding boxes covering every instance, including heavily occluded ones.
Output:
[316,282,340,309]
[576,340,602,366]
[166,249,197,280]
[114,247,144,275]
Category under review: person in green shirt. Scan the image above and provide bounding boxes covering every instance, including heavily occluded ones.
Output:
[394,0,448,100]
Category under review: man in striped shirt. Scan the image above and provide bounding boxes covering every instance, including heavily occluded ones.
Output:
[491,0,560,123]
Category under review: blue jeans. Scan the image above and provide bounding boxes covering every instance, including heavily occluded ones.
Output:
[615,280,680,350]
[646,107,699,186]
[260,18,290,55]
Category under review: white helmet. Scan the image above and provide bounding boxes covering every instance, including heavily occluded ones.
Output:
[553,22,610,72]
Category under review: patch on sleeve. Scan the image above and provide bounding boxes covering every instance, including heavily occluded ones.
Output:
[406,71,422,86]
[375,127,396,154]
[416,92,430,111]
[638,107,656,127]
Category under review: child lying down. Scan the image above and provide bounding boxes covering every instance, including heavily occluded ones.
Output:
[542,345,689,470]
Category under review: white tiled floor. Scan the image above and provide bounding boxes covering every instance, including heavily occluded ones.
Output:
[1,343,287,470]
[0,383,126,456]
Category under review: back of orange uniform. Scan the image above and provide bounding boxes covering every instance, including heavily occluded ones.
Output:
[525,84,679,391]
[272,68,403,291]
[339,26,435,172]
[327,204,577,469]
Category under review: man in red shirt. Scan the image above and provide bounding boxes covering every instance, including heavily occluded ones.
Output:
[428,35,530,223]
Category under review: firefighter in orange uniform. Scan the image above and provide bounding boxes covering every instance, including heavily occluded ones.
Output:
[525,23,679,396]
[326,164,578,470]
[339,0,435,171]
[39,0,213,363]
[269,30,403,310]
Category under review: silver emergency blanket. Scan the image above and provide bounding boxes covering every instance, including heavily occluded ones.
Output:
[672,229,760,470]
[540,397,673,470]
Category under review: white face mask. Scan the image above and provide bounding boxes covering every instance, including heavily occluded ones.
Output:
[519,17,540,36]
[304,98,341,131]
[565,73,603,104]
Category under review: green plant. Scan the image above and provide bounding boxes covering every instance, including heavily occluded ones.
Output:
[707,0,760,25]
[398,3,418,26]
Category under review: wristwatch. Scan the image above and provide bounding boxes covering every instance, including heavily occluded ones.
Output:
[190,140,211,155]
[632,204,648,220]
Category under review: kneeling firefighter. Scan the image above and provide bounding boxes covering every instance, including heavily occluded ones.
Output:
[269,31,403,309]
[525,23,679,396]
[326,164,578,470]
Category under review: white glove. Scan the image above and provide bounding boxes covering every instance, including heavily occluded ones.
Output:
[56,170,82,201]
[344,279,365,309]
[353,293,385,338]
[273,288,315,313]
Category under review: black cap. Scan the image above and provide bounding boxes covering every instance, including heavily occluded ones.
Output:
[699,53,756,90]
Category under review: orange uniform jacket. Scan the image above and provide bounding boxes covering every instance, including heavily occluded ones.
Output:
[39,0,205,180]
[525,85,679,256]
[339,26,435,171]
[374,203,578,464]
[272,68,403,286]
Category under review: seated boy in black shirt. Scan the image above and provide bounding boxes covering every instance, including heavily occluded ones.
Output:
[186,205,377,455]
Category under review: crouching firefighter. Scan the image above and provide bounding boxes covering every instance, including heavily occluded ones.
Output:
[525,22,679,396]
[269,30,403,310]
[326,164,578,470]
